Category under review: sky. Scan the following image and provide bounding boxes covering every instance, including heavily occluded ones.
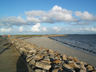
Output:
[0,0,96,35]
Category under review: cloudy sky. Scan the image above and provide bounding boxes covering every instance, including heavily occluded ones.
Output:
[0,0,96,35]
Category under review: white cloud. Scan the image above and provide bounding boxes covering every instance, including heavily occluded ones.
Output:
[53,26,61,32]
[75,11,96,21]
[27,17,40,23]
[25,5,77,23]
[42,27,47,32]
[31,23,41,32]
[0,16,25,26]
[25,10,46,17]
[19,26,23,32]
[0,28,12,32]
[0,5,96,27]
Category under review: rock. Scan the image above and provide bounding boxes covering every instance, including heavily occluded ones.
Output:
[35,69,46,72]
[54,54,61,60]
[35,62,51,70]
[29,59,35,65]
[52,68,62,72]
[63,62,80,71]
[80,63,86,72]
[80,69,86,72]
[19,48,27,54]
[34,54,44,60]
[87,65,94,71]
[69,62,80,69]
[26,56,33,62]
[52,69,59,72]
[41,60,51,64]
[44,56,50,60]
[73,57,79,62]
[48,49,54,54]
[92,70,96,72]
[68,56,73,61]
[28,49,36,54]
[62,54,67,60]
[63,64,73,69]
[50,54,55,59]
[53,60,62,64]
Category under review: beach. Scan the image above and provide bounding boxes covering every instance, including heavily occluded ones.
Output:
[23,37,96,66]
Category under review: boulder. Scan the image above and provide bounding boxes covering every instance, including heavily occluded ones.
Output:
[35,62,51,70]
[34,54,44,60]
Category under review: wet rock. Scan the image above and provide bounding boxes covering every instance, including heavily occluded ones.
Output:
[35,62,51,70]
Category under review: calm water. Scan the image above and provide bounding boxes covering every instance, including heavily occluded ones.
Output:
[49,34,96,55]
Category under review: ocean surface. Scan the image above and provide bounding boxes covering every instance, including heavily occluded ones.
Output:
[49,34,96,55]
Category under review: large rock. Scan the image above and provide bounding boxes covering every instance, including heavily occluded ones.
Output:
[35,62,51,70]
[34,54,44,60]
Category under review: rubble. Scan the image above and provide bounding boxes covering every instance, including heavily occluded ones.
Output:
[10,39,96,72]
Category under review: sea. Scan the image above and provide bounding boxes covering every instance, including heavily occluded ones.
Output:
[49,34,96,56]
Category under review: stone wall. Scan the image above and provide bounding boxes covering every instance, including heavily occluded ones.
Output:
[10,39,96,72]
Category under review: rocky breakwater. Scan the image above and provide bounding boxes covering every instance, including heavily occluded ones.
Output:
[10,39,96,72]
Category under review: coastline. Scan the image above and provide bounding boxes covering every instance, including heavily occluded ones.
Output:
[24,37,96,66]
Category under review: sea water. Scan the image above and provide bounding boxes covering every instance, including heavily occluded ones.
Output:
[49,34,96,55]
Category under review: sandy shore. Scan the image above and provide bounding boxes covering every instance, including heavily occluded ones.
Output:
[24,37,96,66]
